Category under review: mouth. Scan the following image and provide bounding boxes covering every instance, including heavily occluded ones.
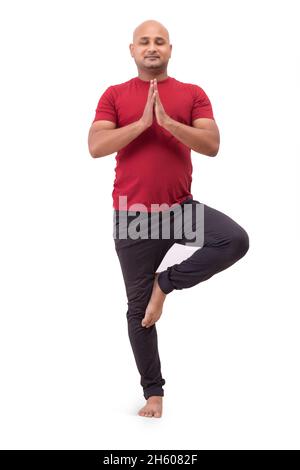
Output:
[145,56,160,59]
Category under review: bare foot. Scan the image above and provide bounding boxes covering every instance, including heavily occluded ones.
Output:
[138,396,163,418]
[141,273,167,328]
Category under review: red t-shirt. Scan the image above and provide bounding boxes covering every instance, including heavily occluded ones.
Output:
[92,76,215,212]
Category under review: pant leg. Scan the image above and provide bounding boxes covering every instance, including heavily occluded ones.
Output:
[113,213,174,400]
[158,199,250,294]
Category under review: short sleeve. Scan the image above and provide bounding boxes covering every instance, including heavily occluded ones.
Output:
[191,85,215,121]
[93,86,117,124]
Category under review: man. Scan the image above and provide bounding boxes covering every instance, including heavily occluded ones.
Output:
[88,19,249,418]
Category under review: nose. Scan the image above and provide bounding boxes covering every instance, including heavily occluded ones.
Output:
[145,48,159,57]
[146,44,159,52]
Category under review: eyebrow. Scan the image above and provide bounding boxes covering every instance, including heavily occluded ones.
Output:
[139,36,166,40]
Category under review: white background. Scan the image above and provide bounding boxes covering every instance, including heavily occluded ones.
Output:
[0,0,299,450]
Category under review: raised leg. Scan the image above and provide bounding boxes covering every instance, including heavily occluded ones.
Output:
[158,201,250,294]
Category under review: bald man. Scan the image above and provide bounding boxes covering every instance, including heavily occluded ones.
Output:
[88,20,249,418]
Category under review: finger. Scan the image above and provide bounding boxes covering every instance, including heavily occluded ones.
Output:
[153,79,157,93]
[148,79,154,98]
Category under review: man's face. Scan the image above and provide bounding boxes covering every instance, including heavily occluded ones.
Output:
[130,25,172,73]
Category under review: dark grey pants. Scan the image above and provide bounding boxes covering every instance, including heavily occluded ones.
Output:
[113,197,249,399]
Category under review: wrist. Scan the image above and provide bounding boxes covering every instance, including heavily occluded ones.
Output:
[137,119,148,132]
[162,116,177,131]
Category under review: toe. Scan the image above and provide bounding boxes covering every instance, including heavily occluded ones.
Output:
[141,313,151,327]
[139,408,147,416]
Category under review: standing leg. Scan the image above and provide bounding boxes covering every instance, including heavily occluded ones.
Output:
[114,228,173,400]
[158,200,250,294]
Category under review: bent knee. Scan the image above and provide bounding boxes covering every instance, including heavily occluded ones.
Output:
[231,227,250,259]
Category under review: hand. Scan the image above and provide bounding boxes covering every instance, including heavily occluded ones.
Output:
[139,79,156,129]
[153,78,171,127]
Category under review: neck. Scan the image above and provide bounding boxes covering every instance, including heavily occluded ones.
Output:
[137,71,169,82]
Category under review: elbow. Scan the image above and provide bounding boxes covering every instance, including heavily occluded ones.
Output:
[88,140,96,158]
[90,151,107,159]
[210,148,219,157]
[90,150,98,158]
[88,135,103,158]
[210,141,220,157]
[90,152,103,159]
[88,143,102,158]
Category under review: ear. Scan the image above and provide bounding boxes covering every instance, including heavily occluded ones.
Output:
[129,44,134,57]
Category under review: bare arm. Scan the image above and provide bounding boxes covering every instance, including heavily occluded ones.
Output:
[162,117,220,157]
[88,119,146,158]
[89,80,156,158]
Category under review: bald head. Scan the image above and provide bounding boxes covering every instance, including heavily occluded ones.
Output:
[130,19,172,77]
[132,19,170,44]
